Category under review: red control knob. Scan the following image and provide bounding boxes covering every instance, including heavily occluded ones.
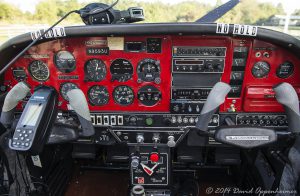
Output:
[150,152,160,163]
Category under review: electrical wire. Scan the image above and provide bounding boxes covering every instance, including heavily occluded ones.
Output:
[0,10,78,76]
[15,153,30,194]
[0,0,119,76]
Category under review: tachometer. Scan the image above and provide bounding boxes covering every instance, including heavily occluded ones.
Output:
[276,61,294,78]
[110,59,133,82]
[28,60,50,82]
[85,59,107,81]
[54,51,76,73]
[113,86,134,106]
[252,61,270,78]
[137,59,161,84]
[88,85,109,106]
[60,82,79,101]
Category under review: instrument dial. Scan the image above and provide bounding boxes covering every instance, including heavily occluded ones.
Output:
[28,60,50,82]
[137,59,161,84]
[252,61,270,78]
[60,82,79,101]
[138,85,161,106]
[276,61,294,78]
[54,51,76,73]
[110,59,133,82]
[85,59,107,81]
[113,86,134,106]
[88,85,109,106]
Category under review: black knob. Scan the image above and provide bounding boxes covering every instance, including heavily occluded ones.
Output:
[164,118,172,126]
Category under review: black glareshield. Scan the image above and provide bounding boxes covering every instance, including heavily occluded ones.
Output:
[196,82,231,132]
[9,86,58,154]
[273,83,300,133]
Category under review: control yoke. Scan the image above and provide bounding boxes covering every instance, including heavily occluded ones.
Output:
[196,82,231,132]
[273,82,300,133]
[66,89,95,137]
[0,82,30,128]
[197,82,277,148]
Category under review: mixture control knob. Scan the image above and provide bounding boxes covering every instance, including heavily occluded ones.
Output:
[150,152,160,163]
[131,156,140,169]
[167,136,176,148]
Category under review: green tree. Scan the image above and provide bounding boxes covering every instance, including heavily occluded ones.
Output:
[0,1,23,22]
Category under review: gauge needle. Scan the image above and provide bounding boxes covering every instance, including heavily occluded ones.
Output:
[140,163,159,176]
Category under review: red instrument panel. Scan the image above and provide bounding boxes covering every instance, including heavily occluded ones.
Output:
[5,36,172,112]
[4,35,300,113]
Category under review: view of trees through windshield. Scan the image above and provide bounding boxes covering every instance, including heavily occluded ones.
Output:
[0,0,299,45]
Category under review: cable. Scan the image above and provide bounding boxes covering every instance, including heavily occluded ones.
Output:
[0,10,78,76]
[15,153,30,194]
[0,0,119,76]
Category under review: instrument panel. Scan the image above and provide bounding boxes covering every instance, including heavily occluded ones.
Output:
[5,36,300,114]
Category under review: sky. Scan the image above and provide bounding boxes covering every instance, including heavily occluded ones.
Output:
[3,0,300,14]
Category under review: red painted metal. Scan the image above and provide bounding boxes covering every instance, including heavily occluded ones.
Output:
[4,36,300,113]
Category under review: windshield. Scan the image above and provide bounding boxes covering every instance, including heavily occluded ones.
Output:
[0,0,299,45]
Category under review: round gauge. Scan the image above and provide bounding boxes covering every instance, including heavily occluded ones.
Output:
[60,82,79,101]
[138,85,161,106]
[28,60,50,81]
[54,51,76,73]
[88,85,109,106]
[276,61,294,78]
[252,61,270,78]
[137,59,161,84]
[113,86,134,106]
[110,59,133,82]
[85,59,107,81]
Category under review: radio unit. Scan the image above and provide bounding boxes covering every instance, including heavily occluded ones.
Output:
[172,58,224,73]
[173,46,226,57]
[171,46,226,115]
[172,88,211,100]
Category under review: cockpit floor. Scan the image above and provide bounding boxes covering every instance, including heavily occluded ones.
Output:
[64,168,237,196]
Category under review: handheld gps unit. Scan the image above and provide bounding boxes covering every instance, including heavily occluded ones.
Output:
[9,86,58,154]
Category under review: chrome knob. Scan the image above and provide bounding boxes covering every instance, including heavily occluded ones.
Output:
[167,136,176,147]
[136,134,144,143]
[131,156,140,169]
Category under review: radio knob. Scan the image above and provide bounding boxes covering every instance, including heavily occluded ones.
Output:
[188,105,192,113]
[167,136,176,148]
[173,105,180,112]
[196,105,200,113]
